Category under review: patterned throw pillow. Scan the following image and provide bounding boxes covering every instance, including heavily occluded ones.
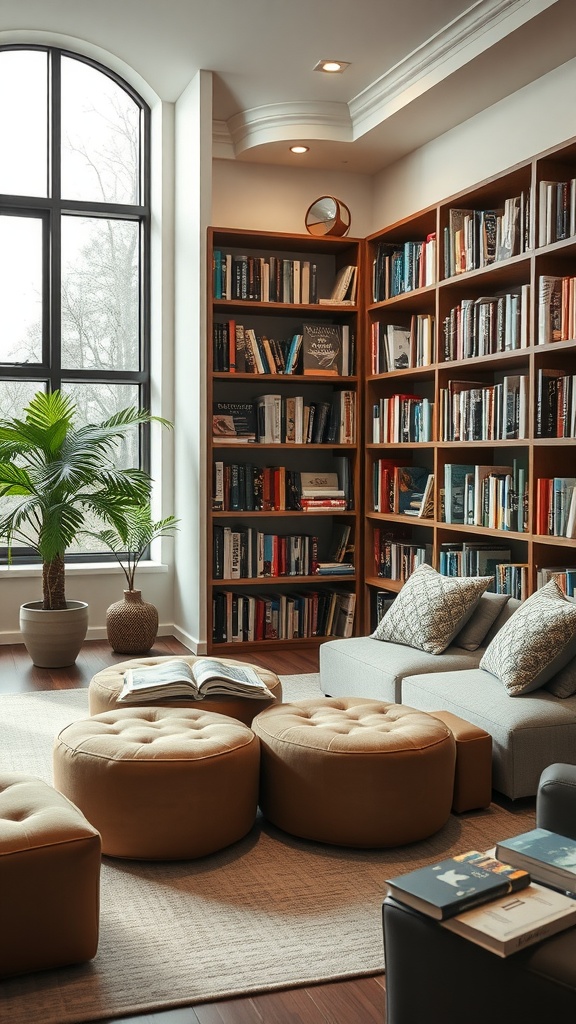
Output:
[480,579,576,696]
[371,563,492,655]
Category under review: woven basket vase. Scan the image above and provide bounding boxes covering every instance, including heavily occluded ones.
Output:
[106,589,159,655]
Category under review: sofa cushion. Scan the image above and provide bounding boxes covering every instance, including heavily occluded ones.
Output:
[401,667,576,799]
[453,592,510,651]
[319,636,483,704]
[546,658,576,699]
[371,564,492,655]
[480,580,576,696]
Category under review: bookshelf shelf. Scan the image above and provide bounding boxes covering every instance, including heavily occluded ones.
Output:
[208,226,362,650]
[363,137,576,632]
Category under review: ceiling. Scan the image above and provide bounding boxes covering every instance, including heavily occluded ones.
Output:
[1,0,576,174]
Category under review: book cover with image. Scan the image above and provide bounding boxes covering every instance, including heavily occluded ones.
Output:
[496,828,576,895]
[387,850,530,921]
[302,324,342,375]
[212,401,257,442]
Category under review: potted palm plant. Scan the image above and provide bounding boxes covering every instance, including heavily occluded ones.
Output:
[84,502,179,654]
[0,389,172,667]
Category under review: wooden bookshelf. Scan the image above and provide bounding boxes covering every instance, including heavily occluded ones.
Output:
[207,227,363,652]
[363,139,576,633]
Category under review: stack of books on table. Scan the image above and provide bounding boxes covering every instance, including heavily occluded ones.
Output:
[386,846,576,957]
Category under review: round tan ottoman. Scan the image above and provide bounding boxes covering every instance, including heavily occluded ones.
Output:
[252,697,457,848]
[53,707,260,860]
[88,655,282,726]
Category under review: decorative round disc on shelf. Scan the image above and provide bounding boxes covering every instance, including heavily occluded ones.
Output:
[305,196,351,237]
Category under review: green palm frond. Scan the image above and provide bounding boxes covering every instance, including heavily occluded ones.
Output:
[82,502,179,590]
[0,390,174,608]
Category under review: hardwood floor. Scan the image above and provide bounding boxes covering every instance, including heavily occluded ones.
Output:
[1,637,386,1024]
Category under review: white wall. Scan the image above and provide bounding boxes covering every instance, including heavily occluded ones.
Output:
[211,160,373,238]
[371,57,576,230]
[172,70,213,653]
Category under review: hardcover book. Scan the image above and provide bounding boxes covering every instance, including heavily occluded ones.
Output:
[444,464,474,524]
[386,850,531,921]
[302,324,342,376]
[442,882,576,957]
[496,828,576,895]
[212,401,257,442]
[393,465,431,515]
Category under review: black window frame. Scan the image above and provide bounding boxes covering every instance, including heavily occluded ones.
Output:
[0,44,151,565]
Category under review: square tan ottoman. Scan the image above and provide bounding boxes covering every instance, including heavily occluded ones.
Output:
[427,710,492,813]
[0,771,101,978]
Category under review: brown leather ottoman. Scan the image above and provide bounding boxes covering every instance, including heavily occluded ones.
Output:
[88,654,282,726]
[53,707,260,860]
[252,697,456,848]
[0,771,101,978]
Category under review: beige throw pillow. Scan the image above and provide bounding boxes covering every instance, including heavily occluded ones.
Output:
[480,579,576,696]
[371,563,492,655]
[453,592,510,651]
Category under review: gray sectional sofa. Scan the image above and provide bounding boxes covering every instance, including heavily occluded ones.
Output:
[319,597,576,800]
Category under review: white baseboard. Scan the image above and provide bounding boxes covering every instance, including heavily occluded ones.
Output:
[0,622,205,651]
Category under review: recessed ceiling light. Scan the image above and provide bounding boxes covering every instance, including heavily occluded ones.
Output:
[290,145,309,154]
[314,60,350,73]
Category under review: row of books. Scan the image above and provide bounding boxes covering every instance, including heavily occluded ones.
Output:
[535,477,576,538]
[441,287,529,361]
[536,367,576,438]
[538,274,576,345]
[213,322,355,377]
[537,177,576,246]
[213,251,319,304]
[369,315,435,374]
[537,566,576,598]
[443,194,530,278]
[212,462,352,513]
[439,541,512,580]
[213,521,354,580]
[371,235,437,302]
[213,527,319,579]
[443,461,528,532]
[254,391,355,445]
[386,831,576,958]
[372,394,433,444]
[212,391,355,445]
[438,375,528,442]
[212,587,356,643]
[373,533,430,582]
[372,461,433,517]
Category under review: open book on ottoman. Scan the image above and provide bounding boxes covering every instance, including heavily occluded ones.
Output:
[118,658,275,703]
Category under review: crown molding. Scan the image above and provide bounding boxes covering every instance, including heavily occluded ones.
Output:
[225,101,351,156]
[349,0,559,137]
[212,0,559,158]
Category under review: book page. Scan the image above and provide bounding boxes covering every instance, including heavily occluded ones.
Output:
[192,658,273,695]
[125,659,194,691]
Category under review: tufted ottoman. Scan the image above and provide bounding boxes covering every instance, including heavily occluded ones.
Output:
[252,697,457,848]
[0,771,101,978]
[88,654,282,726]
[53,707,260,860]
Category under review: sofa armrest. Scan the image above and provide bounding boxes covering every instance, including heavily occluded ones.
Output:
[536,763,576,840]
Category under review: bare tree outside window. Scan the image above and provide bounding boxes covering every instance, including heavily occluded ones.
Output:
[0,46,150,561]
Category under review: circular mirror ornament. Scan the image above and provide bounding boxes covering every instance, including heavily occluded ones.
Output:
[305,196,351,237]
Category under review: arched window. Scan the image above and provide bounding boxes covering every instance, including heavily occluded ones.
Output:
[0,45,150,558]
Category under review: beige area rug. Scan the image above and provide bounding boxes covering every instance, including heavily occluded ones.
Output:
[0,676,536,1023]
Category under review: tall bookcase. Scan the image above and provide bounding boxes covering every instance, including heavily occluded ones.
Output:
[363,140,576,633]
[207,227,363,652]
